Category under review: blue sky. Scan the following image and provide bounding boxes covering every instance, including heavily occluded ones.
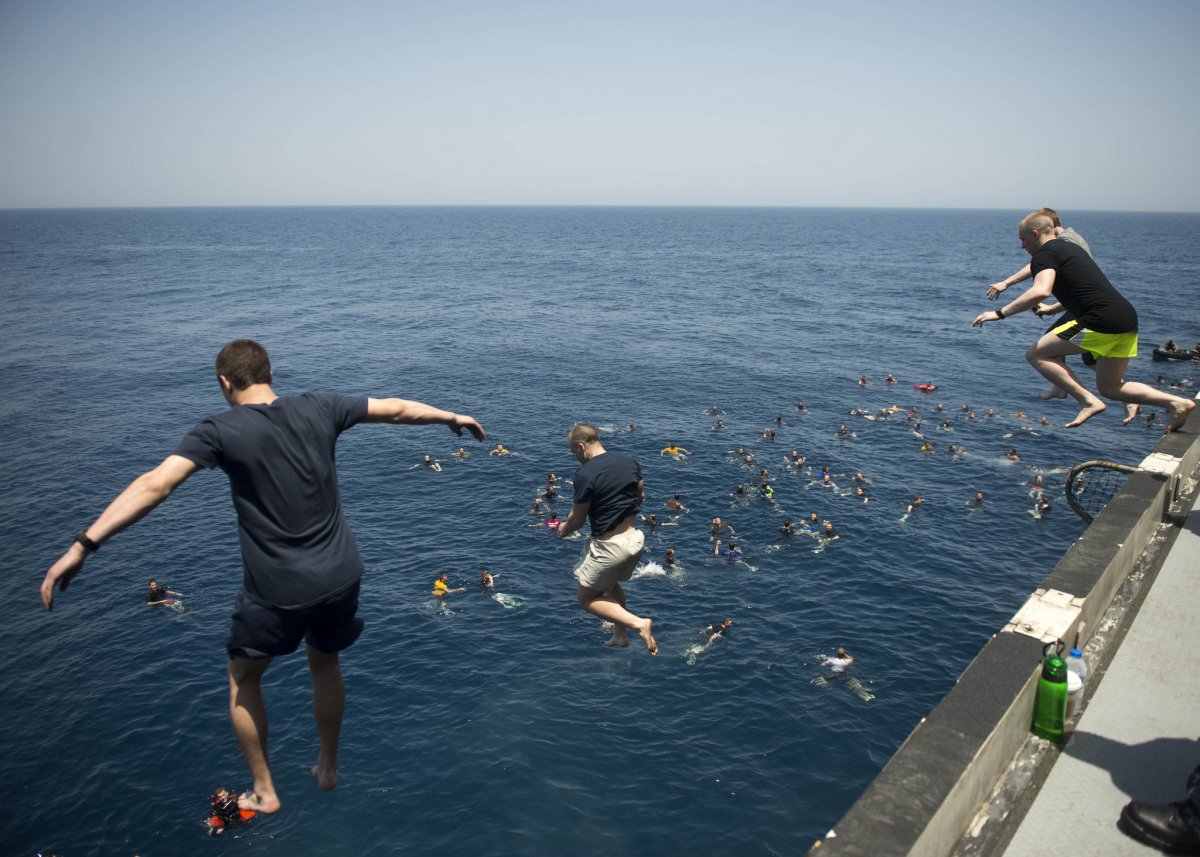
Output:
[2,0,1198,210]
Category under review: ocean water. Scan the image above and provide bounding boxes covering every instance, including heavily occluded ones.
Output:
[1,206,1197,857]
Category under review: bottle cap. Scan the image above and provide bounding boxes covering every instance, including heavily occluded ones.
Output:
[1041,655,1067,682]
[1069,648,1083,657]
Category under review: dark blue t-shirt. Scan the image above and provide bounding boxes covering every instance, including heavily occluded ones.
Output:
[571,451,643,536]
[173,392,369,608]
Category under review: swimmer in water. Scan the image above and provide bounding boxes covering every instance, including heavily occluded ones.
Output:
[813,646,873,700]
[858,375,868,386]
[808,512,820,527]
[660,444,689,457]
[704,618,734,645]
[779,518,794,537]
[920,441,934,453]
[544,483,558,501]
[709,404,720,415]
[641,512,660,530]
[711,516,728,534]
[546,511,562,529]
[480,570,498,590]
[763,427,776,441]
[547,471,559,484]
[884,373,896,384]
[666,493,688,512]
[906,497,924,515]
[796,400,807,412]
[451,447,470,459]
[967,491,985,507]
[733,483,746,497]
[529,496,544,514]
[856,487,869,502]
[713,419,725,429]
[432,573,466,598]
[146,578,180,606]
[821,521,838,539]
[714,539,743,560]
[664,547,677,568]
[837,424,849,437]
[1035,496,1051,516]
[207,787,255,836]
[490,442,510,456]
[1032,473,1044,490]
[1007,448,1020,461]
[421,454,442,472]
[947,443,961,455]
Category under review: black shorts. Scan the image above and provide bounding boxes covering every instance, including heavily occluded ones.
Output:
[227,580,364,660]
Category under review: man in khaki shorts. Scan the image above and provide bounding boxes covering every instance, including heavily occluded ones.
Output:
[557,423,657,655]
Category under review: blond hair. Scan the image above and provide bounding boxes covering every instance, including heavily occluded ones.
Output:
[1019,211,1055,235]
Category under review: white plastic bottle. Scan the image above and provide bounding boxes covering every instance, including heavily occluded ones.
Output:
[1065,647,1088,723]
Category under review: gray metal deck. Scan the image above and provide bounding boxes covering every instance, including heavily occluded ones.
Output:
[1003,489,1200,856]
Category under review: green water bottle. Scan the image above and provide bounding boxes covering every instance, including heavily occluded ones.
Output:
[1033,639,1068,741]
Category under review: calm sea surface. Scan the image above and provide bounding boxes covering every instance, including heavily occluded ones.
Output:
[2,207,1197,856]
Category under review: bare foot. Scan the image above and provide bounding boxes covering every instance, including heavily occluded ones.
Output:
[1065,400,1106,428]
[1166,399,1196,433]
[312,762,338,791]
[633,618,657,656]
[1039,387,1069,400]
[603,635,630,648]
[238,789,281,814]
[1122,403,1140,425]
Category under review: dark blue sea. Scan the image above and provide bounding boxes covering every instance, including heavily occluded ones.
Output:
[2,207,1197,856]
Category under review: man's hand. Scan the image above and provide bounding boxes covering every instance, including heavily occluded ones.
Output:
[973,310,1002,328]
[986,282,1008,300]
[449,414,486,441]
[40,546,86,611]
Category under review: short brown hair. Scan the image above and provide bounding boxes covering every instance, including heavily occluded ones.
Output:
[568,423,600,447]
[215,339,272,390]
[1036,207,1062,228]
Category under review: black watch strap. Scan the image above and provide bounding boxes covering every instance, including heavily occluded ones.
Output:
[75,531,101,553]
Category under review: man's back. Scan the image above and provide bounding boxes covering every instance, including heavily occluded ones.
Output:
[174,392,369,607]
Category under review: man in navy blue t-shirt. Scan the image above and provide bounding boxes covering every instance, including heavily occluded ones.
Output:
[557,423,657,655]
[40,339,486,815]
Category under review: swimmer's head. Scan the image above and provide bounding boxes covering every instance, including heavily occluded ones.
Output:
[836,646,848,657]
[438,572,448,582]
[148,579,157,587]
[722,618,733,628]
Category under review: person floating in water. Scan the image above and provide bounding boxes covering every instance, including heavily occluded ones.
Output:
[546,510,562,529]
[557,423,656,655]
[660,444,689,458]
[479,569,498,590]
[704,618,733,646]
[663,547,678,568]
[858,375,868,386]
[967,491,985,507]
[490,442,510,456]
[884,373,897,384]
[1007,448,1020,461]
[821,521,838,540]
[529,496,545,514]
[714,539,743,560]
[38,339,487,816]
[906,497,924,515]
[812,647,874,701]
[421,454,442,472]
[451,447,470,459]
[920,441,934,453]
[666,493,687,512]
[206,787,255,836]
[145,578,180,606]
[796,400,807,412]
[711,516,730,535]
[433,573,466,598]
[779,518,794,537]
[544,483,558,501]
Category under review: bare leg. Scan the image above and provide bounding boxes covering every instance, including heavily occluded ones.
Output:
[307,645,344,791]
[576,583,657,655]
[1026,335,1106,428]
[228,656,282,814]
[1093,358,1196,432]
[1039,386,1069,400]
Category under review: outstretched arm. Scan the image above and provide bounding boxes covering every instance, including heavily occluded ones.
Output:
[364,398,486,440]
[987,263,1033,300]
[974,269,1056,328]
[40,454,200,610]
